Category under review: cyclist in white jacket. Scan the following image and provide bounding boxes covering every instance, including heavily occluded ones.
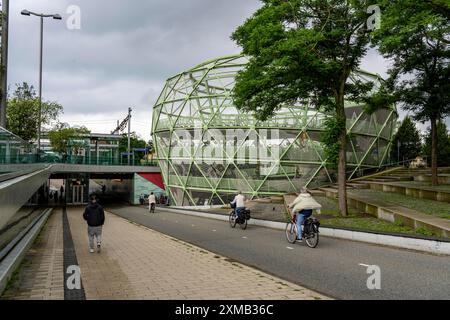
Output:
[148,192,156,213]
[231,191,245,220]
[289,188,322,241]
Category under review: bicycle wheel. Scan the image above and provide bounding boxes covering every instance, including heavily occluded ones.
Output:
[229,211,237,228]
[239,218,248,230]
[305,231,319,248]
[285,222,297,244]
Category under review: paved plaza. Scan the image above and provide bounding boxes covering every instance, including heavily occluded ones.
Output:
[1,208,328,300]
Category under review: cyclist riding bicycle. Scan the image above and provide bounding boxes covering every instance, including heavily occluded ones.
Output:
[230,190,245,221]
[288,187,322,241]
[148,192,156,213]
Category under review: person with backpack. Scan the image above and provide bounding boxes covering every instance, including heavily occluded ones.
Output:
[83,195,105,253]
[289,187,322,241]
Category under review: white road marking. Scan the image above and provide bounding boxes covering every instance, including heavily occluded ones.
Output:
[212,230,217,232]
[242,236,248,239]
[286,247,294,250]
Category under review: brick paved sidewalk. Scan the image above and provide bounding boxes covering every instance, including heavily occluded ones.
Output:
[67,208,329,300]
[1,209,64,300]
[2,207,329,300]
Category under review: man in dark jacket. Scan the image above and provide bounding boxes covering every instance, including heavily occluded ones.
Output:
[83,195,105,253]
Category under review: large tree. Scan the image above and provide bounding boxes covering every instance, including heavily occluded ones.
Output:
[119,132,147,162]
[232,0,376,216]
[390,117,422,162]
[48,123,91,155]
[6,82,63,142]
[371,0,450,185]
[423,121,450,167]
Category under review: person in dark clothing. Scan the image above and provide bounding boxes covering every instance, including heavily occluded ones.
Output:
[83,195,105,253]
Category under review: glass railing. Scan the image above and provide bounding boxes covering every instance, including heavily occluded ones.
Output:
[0,127,158,167]
[0,154,159,166]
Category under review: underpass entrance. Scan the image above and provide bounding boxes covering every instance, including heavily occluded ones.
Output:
[72,185,85,205]
[65,174,89,205]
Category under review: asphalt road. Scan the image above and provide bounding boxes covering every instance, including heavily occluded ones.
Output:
[107,204,450,300]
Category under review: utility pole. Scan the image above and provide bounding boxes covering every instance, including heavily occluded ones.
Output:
[0,0,9,128]
[111,108,132,165]
[127,107,132,165]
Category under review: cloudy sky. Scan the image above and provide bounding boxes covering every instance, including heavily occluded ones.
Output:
[8,0,431,141]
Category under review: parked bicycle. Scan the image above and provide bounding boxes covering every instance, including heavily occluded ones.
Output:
[229,203,251,230]
[285,211,320,248]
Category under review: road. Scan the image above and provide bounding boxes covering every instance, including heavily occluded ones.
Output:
[107,205,450,300]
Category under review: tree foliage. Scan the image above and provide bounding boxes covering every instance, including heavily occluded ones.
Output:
[390,117,422,162]
[48,123,91,155]
[6,82,63,142]
[231,0,377,215]
[119,132,148,161]
[370,0,450,184]
[423,121,450,167]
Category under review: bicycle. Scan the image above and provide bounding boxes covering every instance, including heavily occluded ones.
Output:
[285,211,320,248]
[229,206,251,230]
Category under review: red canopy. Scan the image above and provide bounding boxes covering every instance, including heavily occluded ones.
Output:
[138,173,165,190]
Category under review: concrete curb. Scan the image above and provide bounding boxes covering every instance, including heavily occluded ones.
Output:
[160,207,450,256]
[0,208,53,295]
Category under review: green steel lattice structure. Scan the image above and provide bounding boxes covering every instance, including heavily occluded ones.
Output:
[152,55,397,206]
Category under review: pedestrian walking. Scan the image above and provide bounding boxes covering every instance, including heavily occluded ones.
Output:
[83,195,105,253]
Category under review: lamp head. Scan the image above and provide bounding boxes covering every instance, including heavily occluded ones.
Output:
[52,14,62,20]
[21,9,31,16]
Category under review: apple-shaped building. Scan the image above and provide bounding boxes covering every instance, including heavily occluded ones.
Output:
[152,55,397,206]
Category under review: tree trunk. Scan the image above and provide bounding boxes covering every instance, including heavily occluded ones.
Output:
[336,96,348,216]
[338,128,348,216]
[431,117,438,186]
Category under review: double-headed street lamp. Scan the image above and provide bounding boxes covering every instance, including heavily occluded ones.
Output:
[21,9,62,154]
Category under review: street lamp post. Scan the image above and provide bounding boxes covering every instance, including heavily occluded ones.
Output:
[21,9,61,154]
[127,107,132,166]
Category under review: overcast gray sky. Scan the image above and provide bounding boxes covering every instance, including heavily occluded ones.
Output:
[9,0,437,141]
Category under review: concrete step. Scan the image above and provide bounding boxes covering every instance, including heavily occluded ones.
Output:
[318,187,450,238]
[414,174,450,184]
[345,191,450,238]
[367,177,413,183]
[362,181,450,204]
[347,182,369,189]
[318,187,338,199]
